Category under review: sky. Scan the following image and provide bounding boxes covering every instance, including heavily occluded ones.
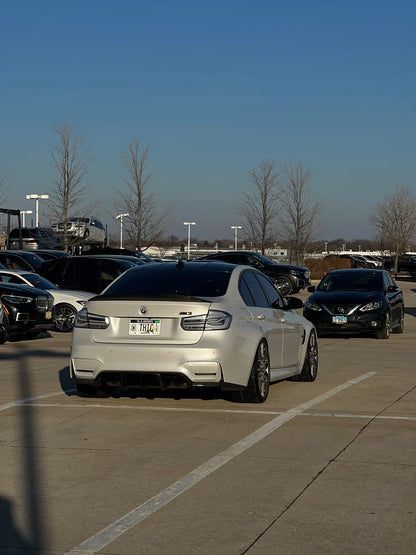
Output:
[1,0,415,244]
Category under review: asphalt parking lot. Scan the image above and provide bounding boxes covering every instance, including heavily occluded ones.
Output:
[1,278,416,554]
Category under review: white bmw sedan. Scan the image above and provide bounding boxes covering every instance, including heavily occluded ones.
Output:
[70,261,318,403]
[0,270,92,332]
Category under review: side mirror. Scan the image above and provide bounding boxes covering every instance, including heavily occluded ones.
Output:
[307,285,316,292]
[284,296,304,310]
[387,285,399,293]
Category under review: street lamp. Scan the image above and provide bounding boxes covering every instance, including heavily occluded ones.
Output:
[183,222,196,260]
[20,210,33,227]
[231,225,242,250]
[26,194,49,227]
[116,213,129,249]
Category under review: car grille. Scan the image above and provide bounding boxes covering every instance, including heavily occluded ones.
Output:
[323,303,359,315]
[36,296,53,311]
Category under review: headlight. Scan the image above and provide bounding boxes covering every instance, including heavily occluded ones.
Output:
[181,310,232,331]
[74,307,109,329]
[360,301,382,312]
[2,295,33,304]
[305,301,322,311]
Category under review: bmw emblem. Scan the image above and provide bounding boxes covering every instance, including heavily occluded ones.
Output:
[139,306,148,315]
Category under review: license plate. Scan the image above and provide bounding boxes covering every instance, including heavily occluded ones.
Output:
[129,318,161,336]
[332,315,347,324]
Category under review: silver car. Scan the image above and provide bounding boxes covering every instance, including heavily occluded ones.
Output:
[70,261,318,403]
[51,217,106,244]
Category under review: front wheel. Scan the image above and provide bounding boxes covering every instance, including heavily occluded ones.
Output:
[53,303,78,332]
[232,341,270,403]
[291,330,318,382]
[274,275,293,297]
[392,308,404,334]
[376,311,390,339]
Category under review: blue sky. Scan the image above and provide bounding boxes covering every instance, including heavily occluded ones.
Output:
[1,0,415,243]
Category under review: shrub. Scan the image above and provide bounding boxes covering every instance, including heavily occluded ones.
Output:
[305,256,353,280]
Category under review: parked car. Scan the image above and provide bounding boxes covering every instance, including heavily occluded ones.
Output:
[40,255,137,294]
[8,227,62,250]
[35,249,72,262]
[303,269,404,339]
[0,250,45,272]
[335,254,372,268]
[51,217,106,245]
[70,261,318,401]
[83,246,155,263]
[0,300,6,343]
[197,251,311,296]
[398,255,416,276]
[0,270,92,332]
[0,282,54,340]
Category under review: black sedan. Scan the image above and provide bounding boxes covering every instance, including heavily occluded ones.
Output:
[0,282,54,341]
[303,269,404,339]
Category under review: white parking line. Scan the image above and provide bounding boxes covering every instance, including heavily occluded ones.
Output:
[66,372,376,554]
[0,389,76,412]
[20,402,416,421]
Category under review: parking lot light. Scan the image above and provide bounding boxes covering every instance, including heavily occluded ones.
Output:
[231,226,242,250]
[116,213,129,249]
[183,222,196,261]
[26,194,49,227]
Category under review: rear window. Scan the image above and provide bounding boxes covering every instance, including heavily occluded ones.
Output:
[9,229,35,239]
[102,264,231,297]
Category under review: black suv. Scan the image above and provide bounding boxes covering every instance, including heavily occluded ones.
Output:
[0,282,54,340]
[40,256,137,293]
[197,251,311,296]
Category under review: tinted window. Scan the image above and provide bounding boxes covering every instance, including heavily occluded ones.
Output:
[103,265,231,297]
[241,272,269,307]
[255,273,283,307]
[239,277,254,305]
[318,271,383,292]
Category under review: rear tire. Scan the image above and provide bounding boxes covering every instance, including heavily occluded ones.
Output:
[291,330,318,382]
[232,341,270,403]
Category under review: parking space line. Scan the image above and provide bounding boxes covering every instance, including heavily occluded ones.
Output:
[19,402,416,422]
[0,389,76,412]
[66,372,376,554]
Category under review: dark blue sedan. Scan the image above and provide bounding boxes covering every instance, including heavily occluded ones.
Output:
[303,269,404,339]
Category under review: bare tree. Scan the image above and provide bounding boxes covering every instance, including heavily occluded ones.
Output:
[239,160,281,254]
[117,138,169,251]
[48,123,92,251]
[370,185,416,273]
[279,161,321,265]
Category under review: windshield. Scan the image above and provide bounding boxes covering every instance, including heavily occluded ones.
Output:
[318,272,383,292]
[22,273,58,290]
[250,252,273,265]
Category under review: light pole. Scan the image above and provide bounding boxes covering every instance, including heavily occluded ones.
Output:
[183,222,196,260]
[231,225,242,250]
[26,194,49,227]
[20,210,33,227]
[116,213,129,249]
